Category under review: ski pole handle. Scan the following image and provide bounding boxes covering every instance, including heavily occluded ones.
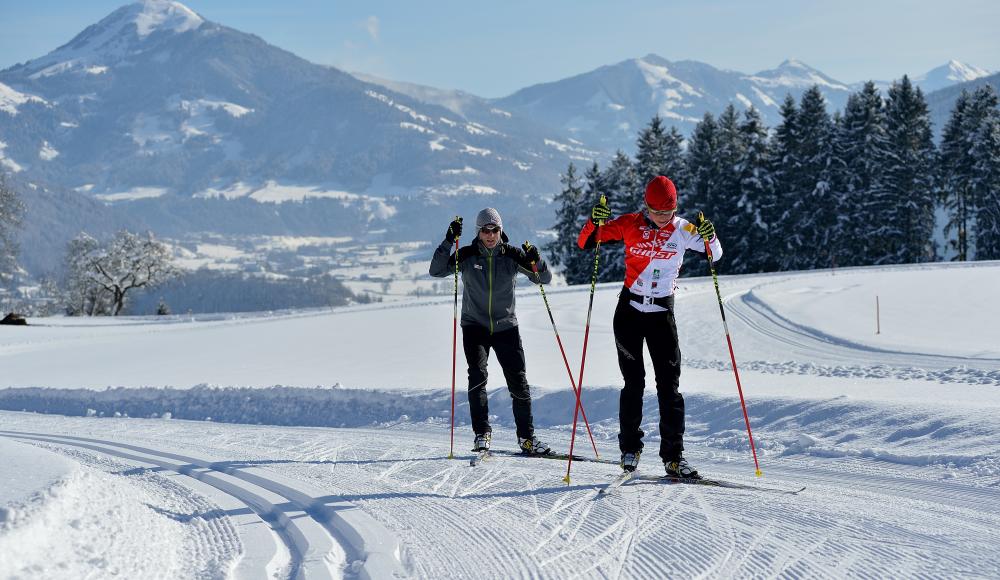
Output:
[697,211,714,261]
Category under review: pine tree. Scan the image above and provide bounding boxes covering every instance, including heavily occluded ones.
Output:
[635,116,669,186]
[710,105,747,269]
[966,86,1000,259]
[685,112,721,218]
[837,82,890,266]
[880,76,937,264]
[663,127,689,191]
[547,163,592,284]
[938,90,974,260]
[579,161,616,283]
[769,95,800,271]
[789,86,837,270]
[731,107,774,273]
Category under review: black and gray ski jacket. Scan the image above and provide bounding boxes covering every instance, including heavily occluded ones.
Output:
[429,236,552,334]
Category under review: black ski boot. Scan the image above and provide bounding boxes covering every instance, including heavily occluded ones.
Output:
[518,436,551,455]
[620,451,641,472]
[665,457,700,479]
[473,432,491,452]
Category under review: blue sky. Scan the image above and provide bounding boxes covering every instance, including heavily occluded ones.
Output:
[1,0,997,98]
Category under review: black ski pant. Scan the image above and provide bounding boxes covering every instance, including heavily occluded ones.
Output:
[613,292,685,462]
[462,324,534,440]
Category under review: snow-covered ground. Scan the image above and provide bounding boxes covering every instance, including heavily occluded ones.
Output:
[1,261,999,578]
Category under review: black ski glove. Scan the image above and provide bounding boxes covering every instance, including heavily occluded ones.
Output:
[445,217,463,243]
[522,241,540,265]
[591,200,611,223]
[696,217,715,241]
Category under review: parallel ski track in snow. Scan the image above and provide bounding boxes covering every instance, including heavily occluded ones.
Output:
[174,425,1000,579]
[0,430,407,580]
[4,417,1000,578]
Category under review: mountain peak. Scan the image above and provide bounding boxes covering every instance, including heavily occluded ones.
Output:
[777,59,815,71]
[122,0,204,38]
[751,60,849,91]
[18,1,205,75]
[915,60,991,92]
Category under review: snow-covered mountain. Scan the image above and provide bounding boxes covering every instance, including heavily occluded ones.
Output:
[913,59,992,93]
[863,59,993,96]
[486,56,990,153]
[0,1,593,203]
[492,56,856,152]
[0,0,600,275]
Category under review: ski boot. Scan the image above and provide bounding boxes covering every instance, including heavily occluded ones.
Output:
[473,432,491,452]
[620,451,641,472]
[665,456,700,479]
[518,436,551,455]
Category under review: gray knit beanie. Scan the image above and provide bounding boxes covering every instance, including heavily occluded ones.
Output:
[476,207,503,230]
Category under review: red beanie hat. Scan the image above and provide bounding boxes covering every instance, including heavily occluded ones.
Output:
[645,176,677,211]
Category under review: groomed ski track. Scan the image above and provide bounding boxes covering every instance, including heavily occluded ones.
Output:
[0,428,406,580]
[3,417,998,579]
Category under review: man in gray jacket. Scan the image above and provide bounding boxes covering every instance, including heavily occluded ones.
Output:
[429,207,553,455]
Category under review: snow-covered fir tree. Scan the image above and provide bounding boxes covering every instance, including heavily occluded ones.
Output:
[836,81,890,266]
[965,86,1000,259]
[708,105,749,268]
[547,163,592,284]
[732,107,775,273]
[635,116,669,186]
[879,76,936,264]
[938,90,974,260]
[787,86,837,270]
[685,112,721,218]
[769,95,800,270]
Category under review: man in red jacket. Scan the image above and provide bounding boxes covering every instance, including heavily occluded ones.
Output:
[577,176,721,478]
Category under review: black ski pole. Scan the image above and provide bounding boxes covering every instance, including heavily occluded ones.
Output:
[448,217,461,459]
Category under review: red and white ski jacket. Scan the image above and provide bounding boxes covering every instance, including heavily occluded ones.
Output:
[577,213,723,312]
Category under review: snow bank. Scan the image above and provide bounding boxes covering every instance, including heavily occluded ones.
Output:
[3,385,996,472]
[0,438,76,528]
[0,462,187,577]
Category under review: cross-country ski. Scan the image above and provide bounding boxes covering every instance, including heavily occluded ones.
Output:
[631,473,806,495]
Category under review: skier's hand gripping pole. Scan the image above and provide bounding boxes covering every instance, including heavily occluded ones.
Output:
[565,194,607,484]
[698,211,762,477]
[449,216,461,459]
[524,241,600,460]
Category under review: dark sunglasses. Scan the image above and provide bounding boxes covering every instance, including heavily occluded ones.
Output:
[480,225,500,234]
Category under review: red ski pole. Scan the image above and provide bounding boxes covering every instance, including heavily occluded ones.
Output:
[448,218,461,459]
[525,243,599,459]
[698,212,762,477]
[564,195,606,484]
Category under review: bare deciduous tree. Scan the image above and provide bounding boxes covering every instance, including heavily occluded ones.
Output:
[65,230,179,316]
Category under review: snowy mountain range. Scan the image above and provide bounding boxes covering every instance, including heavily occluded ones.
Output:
[360,57,994,154]
[0,1,590,202]
[490,56,992,153]
[0,0,993,277]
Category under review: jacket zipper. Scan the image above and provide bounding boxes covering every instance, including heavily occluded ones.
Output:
[487,250,494,334]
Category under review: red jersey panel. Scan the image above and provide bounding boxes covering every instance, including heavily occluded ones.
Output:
[577,213,723,299]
